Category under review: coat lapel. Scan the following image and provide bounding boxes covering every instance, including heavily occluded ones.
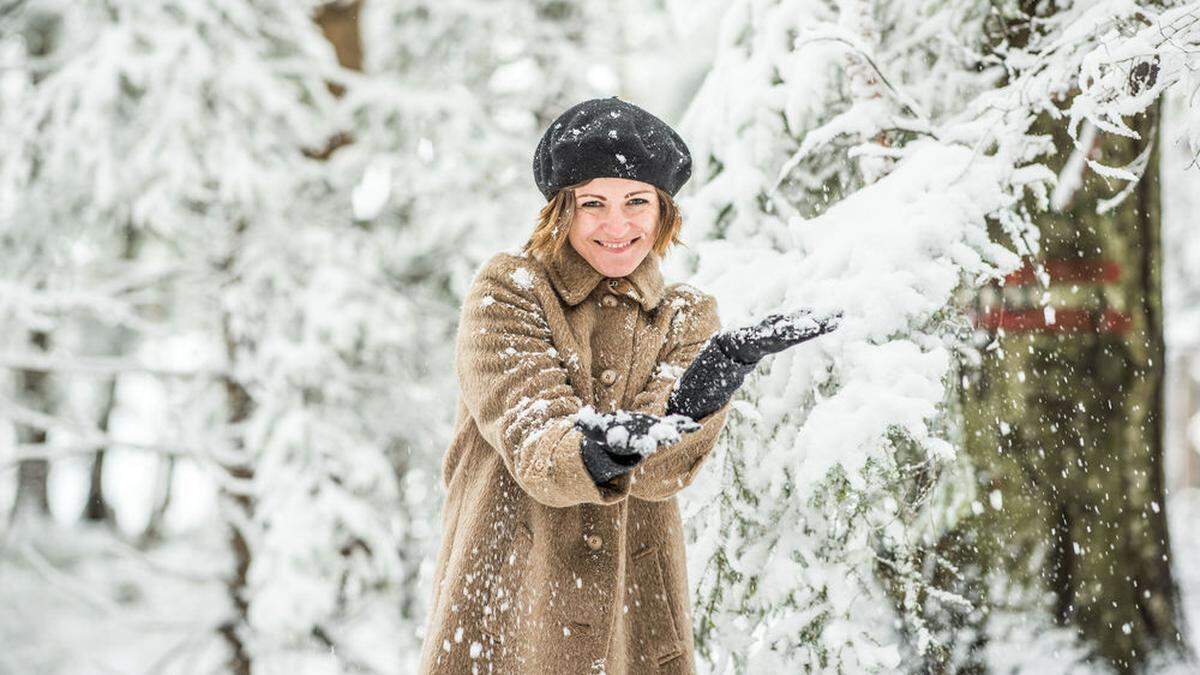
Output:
[543,243,603,306]
[625,252,665,311]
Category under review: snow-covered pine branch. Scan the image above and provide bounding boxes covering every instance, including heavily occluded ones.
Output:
[670,0,1200,672]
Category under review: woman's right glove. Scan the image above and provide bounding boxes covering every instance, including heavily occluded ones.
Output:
[667,308,842,420]
[574,406,700,485]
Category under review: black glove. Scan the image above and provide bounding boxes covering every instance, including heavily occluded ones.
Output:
[717,308,843,364]
[574,407,701,485]
[667,308,842,420]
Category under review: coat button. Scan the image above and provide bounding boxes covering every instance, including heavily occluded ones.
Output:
[607,279,620,290]
[600,369,618,386]
[601,295,618,308]
[585,534,603,551]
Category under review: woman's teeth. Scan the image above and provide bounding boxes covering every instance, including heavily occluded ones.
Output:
[597,238,637,250]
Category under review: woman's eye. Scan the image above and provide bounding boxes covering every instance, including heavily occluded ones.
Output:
[628,198,648,206]
[580,201,602,208]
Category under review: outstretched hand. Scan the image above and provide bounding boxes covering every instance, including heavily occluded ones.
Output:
[666,306,843,421]
[717,308,843,365]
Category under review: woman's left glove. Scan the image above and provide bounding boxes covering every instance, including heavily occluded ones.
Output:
[574,407,701,485]
[667,308,842,420]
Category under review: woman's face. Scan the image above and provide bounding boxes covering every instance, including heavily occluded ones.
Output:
[567,177,659,278]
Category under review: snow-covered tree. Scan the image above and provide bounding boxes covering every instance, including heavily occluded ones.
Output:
[0,1,407,671]
[672,0,1200,671]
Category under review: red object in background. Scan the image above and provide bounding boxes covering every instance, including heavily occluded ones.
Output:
[971,258,1130,334]
[973,307,1132,334]
[1003,259,1122,286]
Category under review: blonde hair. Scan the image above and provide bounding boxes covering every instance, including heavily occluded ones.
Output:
[523,180,684,263]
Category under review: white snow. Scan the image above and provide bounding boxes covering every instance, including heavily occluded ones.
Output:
[510,267,535,290]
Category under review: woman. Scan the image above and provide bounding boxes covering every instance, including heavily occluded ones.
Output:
[418,97,838,674]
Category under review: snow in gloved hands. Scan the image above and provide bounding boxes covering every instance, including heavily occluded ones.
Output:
[573,405,701,457]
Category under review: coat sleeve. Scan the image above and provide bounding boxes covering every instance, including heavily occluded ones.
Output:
[454,254,632,508]
[626,290,732,501]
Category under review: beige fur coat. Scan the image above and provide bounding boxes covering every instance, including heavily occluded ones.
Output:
[418,241,731,674]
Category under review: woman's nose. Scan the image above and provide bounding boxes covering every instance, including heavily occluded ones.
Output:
[599,221,636,237]
[599,212,636,232]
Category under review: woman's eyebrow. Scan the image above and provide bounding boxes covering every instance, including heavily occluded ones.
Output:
[576,190,652,199]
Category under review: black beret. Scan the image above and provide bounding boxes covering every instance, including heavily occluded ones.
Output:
[532,96,692,201]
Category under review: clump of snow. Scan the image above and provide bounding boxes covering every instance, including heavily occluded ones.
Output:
[655,361,685,380]
[573,405,699,456]
[572,404,608,429]
[509,267,534,290]
[605,424,631,448]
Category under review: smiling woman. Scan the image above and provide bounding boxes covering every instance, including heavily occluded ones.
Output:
[523,175,683,277]
[417,96,728,675]
[573,181,657,267]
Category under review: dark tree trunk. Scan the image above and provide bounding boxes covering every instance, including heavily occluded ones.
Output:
[961,99,1185,672]
[217,359,255,675]
[81,377,117,524]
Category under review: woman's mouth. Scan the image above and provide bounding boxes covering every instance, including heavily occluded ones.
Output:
[594,236,640,252]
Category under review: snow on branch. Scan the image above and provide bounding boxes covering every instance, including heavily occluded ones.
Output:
[0,351,225,379]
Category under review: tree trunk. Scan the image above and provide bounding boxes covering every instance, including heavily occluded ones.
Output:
[138,455,175,546]
[217,360,255,675]
[9,331,53,524]
[216,6,366,672]
[81,377,117,524]
[82,221,140,526]
[961,99,1185,672]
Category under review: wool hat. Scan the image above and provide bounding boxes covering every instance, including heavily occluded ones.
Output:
[532,96,692,200]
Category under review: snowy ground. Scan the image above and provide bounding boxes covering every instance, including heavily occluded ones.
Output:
[0,523,229,675]
[1,519,418,675]
[3,486,1196,674]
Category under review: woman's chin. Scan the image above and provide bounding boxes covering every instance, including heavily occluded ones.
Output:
[589,252,645,278]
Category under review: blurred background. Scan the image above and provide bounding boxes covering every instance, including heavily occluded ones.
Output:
[1,1,1198,673]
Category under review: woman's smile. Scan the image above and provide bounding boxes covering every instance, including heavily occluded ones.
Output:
[594,236,641,251]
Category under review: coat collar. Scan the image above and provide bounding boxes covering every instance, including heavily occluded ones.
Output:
[541,242,665,311]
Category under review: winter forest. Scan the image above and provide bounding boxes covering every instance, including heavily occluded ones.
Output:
[3,0,1200,673]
